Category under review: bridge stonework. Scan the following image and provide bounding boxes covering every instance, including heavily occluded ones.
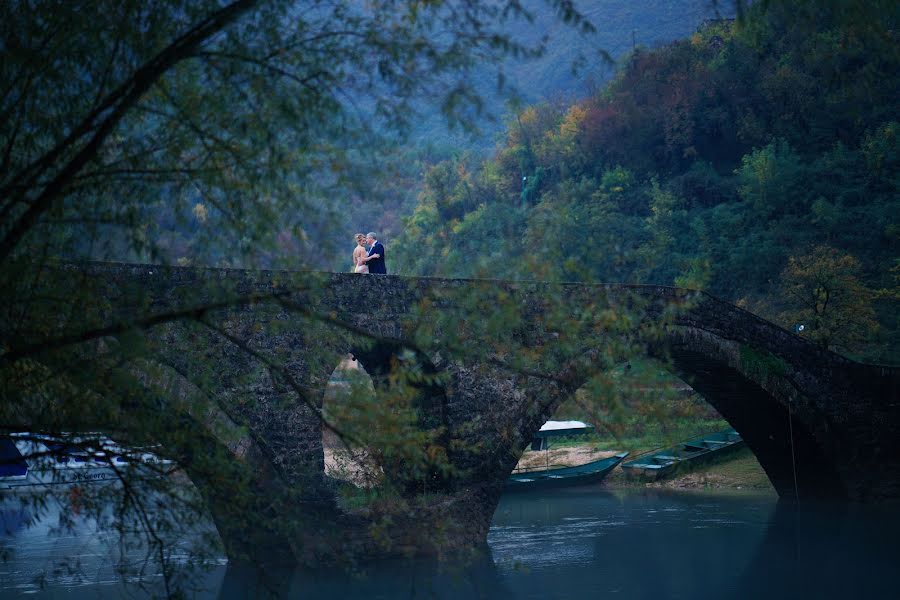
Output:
[68,263,900,560]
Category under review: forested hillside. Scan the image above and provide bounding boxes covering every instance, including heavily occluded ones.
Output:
[147,1,728,271]
[394,1,900,363]
[317,0,735,267]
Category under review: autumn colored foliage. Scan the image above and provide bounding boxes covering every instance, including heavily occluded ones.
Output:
[395,1,899,362]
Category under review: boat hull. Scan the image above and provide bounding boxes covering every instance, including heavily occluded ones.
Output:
[1,433,171,494]
[1,467,122,492]
[504,453,628,492]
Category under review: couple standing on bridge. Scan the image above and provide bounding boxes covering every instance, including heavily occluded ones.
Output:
[352,232,386,275]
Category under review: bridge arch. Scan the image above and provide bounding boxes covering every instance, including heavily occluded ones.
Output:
[123,356,299,560]
[324,341,454,495]
[322,355,379,486]
[502,340,842,502]
[661,331,844,499]
[486,289,887,511]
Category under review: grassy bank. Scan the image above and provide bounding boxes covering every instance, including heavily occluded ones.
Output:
[517,443,775,492]
[605,447,775,492]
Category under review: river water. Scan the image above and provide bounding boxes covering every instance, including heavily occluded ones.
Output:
[2,487,898,599]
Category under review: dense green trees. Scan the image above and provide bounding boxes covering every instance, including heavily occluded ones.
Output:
[395,1,900,362]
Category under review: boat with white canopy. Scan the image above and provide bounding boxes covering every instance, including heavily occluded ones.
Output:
[505,420,628,492]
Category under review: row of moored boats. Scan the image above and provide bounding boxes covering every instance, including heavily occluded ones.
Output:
[504,421,744,492]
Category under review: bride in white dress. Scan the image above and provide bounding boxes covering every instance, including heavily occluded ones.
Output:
[352,233,369,274]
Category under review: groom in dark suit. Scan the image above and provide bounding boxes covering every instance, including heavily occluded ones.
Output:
[364,232,386,274]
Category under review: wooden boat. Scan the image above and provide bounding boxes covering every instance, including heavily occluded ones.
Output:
[619,429,744,481]
[505,420,627,491]
[505,451,629,492]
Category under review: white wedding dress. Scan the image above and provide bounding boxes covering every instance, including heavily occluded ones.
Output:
[353,247,369,274]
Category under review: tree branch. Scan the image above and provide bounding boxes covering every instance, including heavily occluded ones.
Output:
[1,289,291,366]
[197,50,328,90]
[0,0,260,263]
[196,317,361,447]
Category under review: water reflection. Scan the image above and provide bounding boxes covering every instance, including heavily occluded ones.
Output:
[489,488,774,599]
[3,487,899,599]
[215,552,511,600]
[739,499,900,598]
[0,494,225,598]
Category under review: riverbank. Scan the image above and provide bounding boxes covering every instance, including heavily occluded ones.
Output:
[514,445,774,492]
[611,448,774,492]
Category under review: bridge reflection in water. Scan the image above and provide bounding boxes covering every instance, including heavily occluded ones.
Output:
[3,487,899,599]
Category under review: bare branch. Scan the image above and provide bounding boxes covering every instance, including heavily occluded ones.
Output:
[0,0,260,263]
[1,289,292,365]
[196,317,362,447]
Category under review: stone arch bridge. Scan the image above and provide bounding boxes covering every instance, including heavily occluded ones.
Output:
[55,263,900,560]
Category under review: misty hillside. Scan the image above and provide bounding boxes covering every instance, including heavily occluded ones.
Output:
[409,0,733,149]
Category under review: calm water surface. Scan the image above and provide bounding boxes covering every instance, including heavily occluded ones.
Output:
[2,487,898,599]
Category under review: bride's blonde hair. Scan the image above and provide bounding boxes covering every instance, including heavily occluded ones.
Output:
[355,233,365,243]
